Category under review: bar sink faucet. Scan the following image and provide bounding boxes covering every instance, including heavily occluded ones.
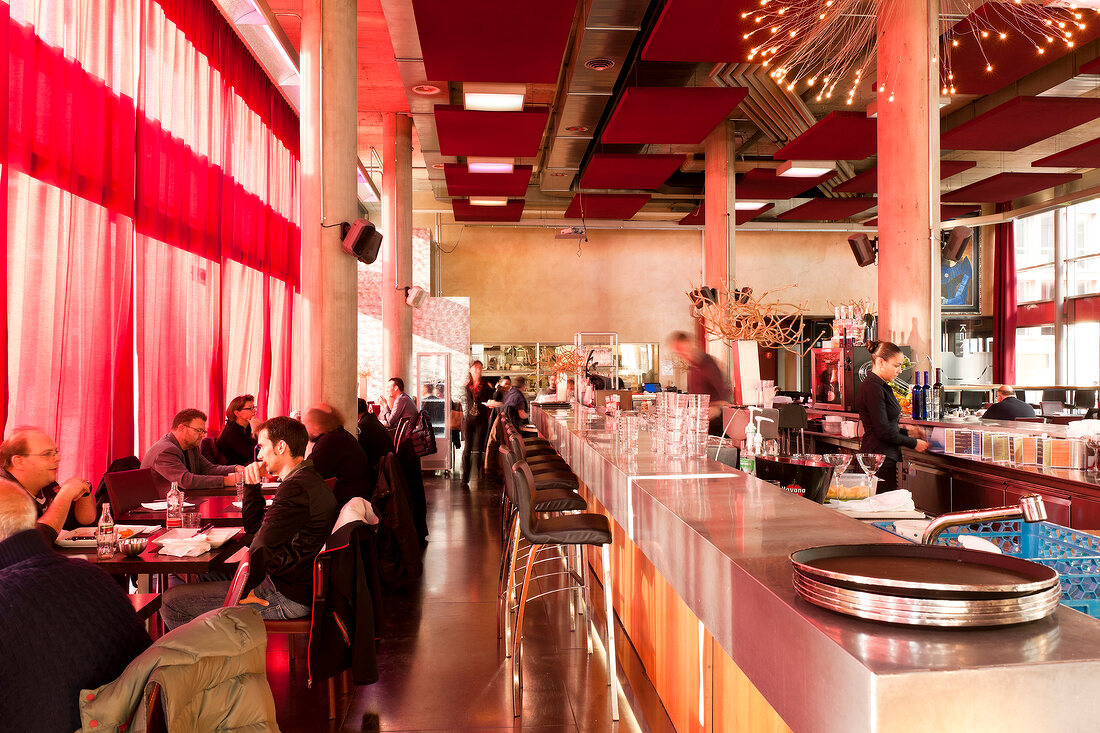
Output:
[920,495,1047,545]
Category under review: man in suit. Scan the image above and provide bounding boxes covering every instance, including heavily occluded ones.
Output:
[141,408,241,496]
[357,398,394,480]
[982,385,1037,420]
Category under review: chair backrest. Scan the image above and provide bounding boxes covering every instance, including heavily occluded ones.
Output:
[498,446,519,505]
[324,476,337,491]
[959,390,986,409]
[1042,389,1068,405]
[200,436,225,465]
[104,468,159,514]
[509,460,538,541]
[1075,388,1098,409]
[777,403,808,430]
[144,681,168,733]
[224,548,252,606]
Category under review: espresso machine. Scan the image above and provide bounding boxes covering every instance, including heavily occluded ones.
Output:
[810,345,911,412]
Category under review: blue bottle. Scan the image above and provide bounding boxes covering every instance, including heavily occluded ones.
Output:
[912,371,924,421]
[922,371,931,421]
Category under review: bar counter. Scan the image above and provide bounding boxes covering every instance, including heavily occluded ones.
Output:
[533,405,1100,732]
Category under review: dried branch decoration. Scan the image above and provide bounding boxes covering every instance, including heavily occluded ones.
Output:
[537,345,588,377]
[688,282,811,355]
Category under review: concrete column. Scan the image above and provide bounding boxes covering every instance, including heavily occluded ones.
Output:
[1054,208,1067,383]
[381,114,413,388]
[876,0,940,363]
[299,0,358,427]
[704,121,736,375]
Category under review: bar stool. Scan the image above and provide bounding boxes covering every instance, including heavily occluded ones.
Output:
[508,460,618,720]
[497,444,588,649]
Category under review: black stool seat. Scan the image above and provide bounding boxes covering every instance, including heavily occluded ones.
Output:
[531,472,578,490]
[534,487,587,512]
[525,513,611,546]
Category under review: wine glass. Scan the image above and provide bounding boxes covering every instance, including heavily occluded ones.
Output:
[822,453,853,498]
[1087,434,1100,474]
[856,453,885,491]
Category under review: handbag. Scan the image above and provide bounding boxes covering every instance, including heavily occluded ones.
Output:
[409,410,438,457]
[449,408,463,431]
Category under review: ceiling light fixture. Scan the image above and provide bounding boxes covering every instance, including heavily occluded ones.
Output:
[734,201,770,210]
[467,157,515,174]
[412,84,441,95]
[469,196,510,207]
[463,83,525,112]
[565,125,589,132]
[777,159,836,178]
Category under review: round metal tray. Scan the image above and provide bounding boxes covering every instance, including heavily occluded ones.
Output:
[793,572,1062,627]
[790,543,1059,600]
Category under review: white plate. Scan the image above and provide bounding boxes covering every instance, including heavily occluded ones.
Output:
[262,482,280,490]
[232,498,274,508]
[152,527,239,549]
[55,525,160,547]
[140,501,197,511]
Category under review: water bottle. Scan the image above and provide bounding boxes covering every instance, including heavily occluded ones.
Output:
[97,503,116,559]
[166,481,183,528]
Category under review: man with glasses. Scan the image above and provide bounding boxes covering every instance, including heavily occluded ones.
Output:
[141,408,241,496]
[0,427,95,541]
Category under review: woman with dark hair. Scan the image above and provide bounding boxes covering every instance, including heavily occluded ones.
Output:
[461,360,492,487]
[217,394,258,465]
[855,341,929,492]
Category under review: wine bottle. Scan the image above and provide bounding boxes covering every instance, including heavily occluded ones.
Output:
[913,371,925,421]
[930,368,944,421]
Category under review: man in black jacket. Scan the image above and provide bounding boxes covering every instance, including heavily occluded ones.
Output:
[982,385,1037,420]
[304,403,372,504]
[160,416,338,629]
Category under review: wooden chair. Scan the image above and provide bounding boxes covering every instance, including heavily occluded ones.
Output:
[224,549,347,719]
[104,468,160,514]
[129,592,163,638]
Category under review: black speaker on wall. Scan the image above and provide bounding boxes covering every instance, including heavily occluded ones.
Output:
[847,233,877,267]
[942,225,973,261]
[341,219,383,265]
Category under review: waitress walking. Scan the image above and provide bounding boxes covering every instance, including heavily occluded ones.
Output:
[856,341,929,492]
[461,360,492,487]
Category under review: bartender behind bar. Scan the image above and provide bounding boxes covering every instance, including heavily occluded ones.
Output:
[667,331,731,435]
[855,341,929,491]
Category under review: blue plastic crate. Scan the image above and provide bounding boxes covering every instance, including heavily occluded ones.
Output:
[872,520,1100,618]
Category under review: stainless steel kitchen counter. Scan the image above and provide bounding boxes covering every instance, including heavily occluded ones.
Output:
[533,406,1100,732]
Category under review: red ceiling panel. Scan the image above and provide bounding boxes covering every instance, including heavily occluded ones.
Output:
[941,97,1100,152]
[1083,57,1100,75]
[579,154,685,190]
[1032,136,1100,168]
[452,199,525,222]
[773,112,878,161]
[678,207,704,225]
[833,160,977,193]
[600,87,748,145]
[411,0,577,84]
[777,198,876,222]
[641,0,759,62]
[434,105,549,157]
[443,164,532,197]
[943,6,1100,96]
[565,194,651,220]
[734,168,834,199]
[942,172,1082,203]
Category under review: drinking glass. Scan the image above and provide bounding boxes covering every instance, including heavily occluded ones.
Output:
[856,453,885,479]
[96,527,116,559]
[235,470,245,505]
[182,511,202,530]
[620,414,640,456]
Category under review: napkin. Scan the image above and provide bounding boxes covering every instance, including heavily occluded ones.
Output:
[156,536,211,557]
[828,489,916,514]
[232,498,274,508]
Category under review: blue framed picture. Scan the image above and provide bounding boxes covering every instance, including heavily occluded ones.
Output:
[941,227,980,313]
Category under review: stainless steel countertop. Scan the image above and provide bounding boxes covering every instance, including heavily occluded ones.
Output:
[533,406,1100,732]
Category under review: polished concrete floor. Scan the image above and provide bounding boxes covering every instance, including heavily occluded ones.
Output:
[268,472,673,732]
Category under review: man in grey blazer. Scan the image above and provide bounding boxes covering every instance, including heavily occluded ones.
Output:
[141,408,242,497]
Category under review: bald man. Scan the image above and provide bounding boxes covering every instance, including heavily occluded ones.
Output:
[0,479,150,730]
[982,385,1036,421]
[0,427,95,542]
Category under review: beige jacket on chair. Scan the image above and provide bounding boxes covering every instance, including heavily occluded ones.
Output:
[77,605,278,732]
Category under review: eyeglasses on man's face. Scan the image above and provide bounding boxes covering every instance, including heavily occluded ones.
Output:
[20,450,60,459]
[184,424,207,436]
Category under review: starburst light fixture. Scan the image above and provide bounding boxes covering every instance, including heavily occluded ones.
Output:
[739,0,1097,102]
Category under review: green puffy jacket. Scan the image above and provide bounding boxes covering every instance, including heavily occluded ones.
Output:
[77,605,279,732]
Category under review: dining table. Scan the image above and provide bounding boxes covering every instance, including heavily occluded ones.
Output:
[117,495,258,528]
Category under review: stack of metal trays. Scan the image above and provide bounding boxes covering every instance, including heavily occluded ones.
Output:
[790,543,1061,627]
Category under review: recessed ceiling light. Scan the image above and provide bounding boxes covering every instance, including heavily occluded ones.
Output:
[777,159,836,178]
[550,172,567,177]
[412,84,441,95]
[584,57,616,71]
[430,163,445,169]
[566,125,589,132]
[469,196,510,207]
[467,157,514,174]
[463,83,525,112]
[734,201,769,210]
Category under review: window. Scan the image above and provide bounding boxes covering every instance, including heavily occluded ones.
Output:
[1067,199,1100,297]
[1014,212,1056,304]
[1069,323,1100,386]
[1015,326,1055,385]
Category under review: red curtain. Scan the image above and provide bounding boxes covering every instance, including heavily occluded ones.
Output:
[993,201,1017,384]
[5,0,300,479]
